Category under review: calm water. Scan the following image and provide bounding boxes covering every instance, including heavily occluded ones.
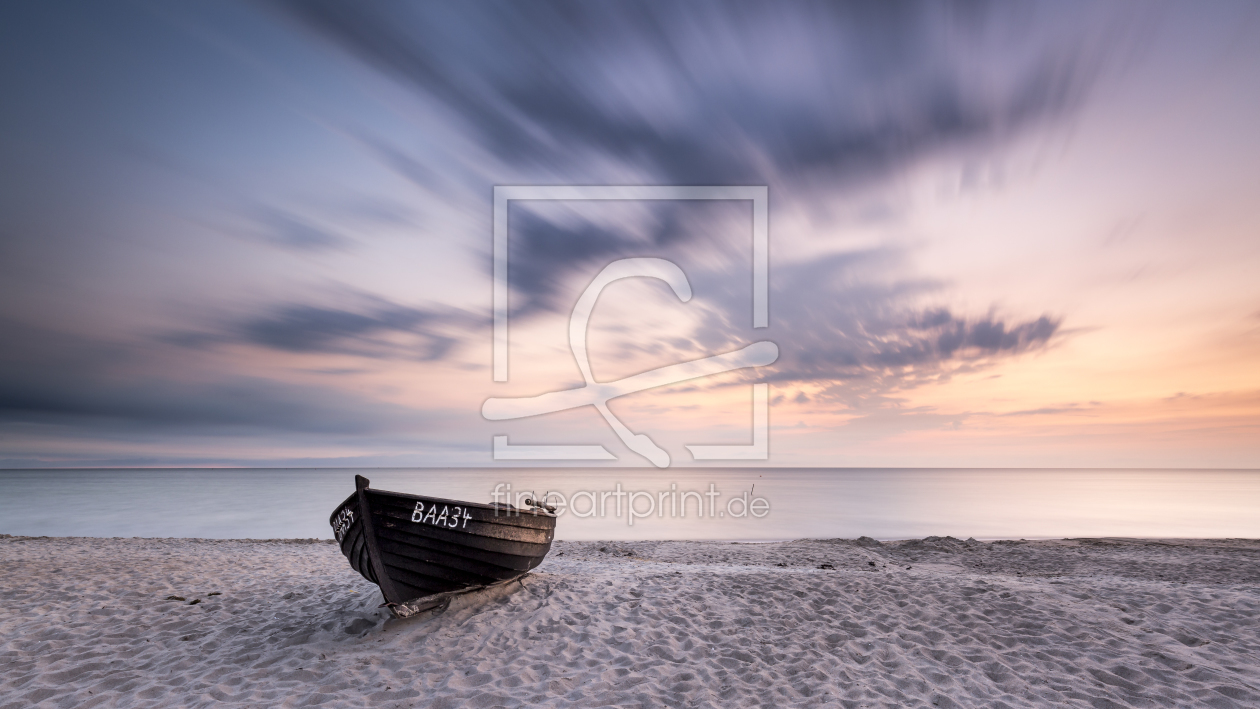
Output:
[0,468,1257,541]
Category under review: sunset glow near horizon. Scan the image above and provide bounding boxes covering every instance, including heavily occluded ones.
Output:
[1,2,1258,468]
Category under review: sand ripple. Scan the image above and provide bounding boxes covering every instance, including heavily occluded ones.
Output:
[1,535,1257,707]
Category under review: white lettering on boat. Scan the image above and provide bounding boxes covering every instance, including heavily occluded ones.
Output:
[332,506,355,543]
[411,501,473,529]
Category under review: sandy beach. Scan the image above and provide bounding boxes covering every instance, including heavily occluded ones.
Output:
[1,535,1257,708]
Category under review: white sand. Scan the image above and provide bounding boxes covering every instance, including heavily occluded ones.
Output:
[1,535,1257,708]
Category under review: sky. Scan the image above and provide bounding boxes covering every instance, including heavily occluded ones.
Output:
[1,0,1258,468]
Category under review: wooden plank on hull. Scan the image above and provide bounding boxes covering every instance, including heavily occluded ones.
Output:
[377,540,517,586]
[382,560,482,594]
[375,514,553,557]
[375,526,543,572]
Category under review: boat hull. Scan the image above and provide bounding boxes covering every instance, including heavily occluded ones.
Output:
[330,475,555,617]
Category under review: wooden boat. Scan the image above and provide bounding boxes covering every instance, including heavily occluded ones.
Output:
[329,475,556,618]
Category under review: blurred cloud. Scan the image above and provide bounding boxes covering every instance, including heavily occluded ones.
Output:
[502,202,714,319]
[682,247,1062,405]
[167,296,481,361]
[271,0,1097,187]
[0,319,437,435]
[270,0,1102,341]
[248,206,351,251]
[2,373,428,435]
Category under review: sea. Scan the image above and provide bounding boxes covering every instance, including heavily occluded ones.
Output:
[1,468,1257,541]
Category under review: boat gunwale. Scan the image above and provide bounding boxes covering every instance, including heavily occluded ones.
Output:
[369,488,556,525]
[335,494,554,560]
[331,490,558,531]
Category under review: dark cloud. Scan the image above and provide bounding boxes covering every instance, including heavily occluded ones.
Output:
[272,1,1094,187]
[0,320,437,435]
[490,223,1064,407]
[503,202,708,318]
[1,374,426,435]
[505,209,633,318]
[270,0,1101,320]
[169,298,480,361]
[249,207,349,251]
[681,248,1062,406]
